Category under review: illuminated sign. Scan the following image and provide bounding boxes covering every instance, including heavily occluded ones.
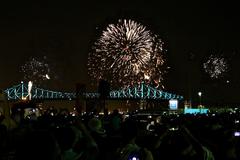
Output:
[169,99,178,110]
[184,108,208,114]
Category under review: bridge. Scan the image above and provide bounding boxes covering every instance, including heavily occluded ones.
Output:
[3,82,183,101]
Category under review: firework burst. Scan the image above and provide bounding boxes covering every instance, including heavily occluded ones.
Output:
[88,19,166,88]
[203,54,229,79]
[21,56,51,85]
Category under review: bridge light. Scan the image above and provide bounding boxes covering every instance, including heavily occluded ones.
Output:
[22,97,27,101]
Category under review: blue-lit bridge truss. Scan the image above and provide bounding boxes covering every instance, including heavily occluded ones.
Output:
[3,82,183,101]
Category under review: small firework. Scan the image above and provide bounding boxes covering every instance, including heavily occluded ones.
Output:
[21,56,51,85]
[203,54,228,79]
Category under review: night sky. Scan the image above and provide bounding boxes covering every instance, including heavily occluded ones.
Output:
[0,1,240,105]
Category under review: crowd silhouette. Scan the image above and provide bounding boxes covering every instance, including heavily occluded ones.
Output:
[0,101,240,160]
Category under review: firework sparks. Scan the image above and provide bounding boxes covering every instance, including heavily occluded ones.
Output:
[203,54,228,79]
[88,19,166,88]
[28,81,33,100]
[21,57,51,85]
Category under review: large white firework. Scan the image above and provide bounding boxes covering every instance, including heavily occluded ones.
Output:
[203,54,228,79]
[21,56,51,85]
[88,19,166,88]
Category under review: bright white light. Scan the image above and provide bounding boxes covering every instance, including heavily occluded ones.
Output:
[234,132,240,137]
[45,74,50,79]
[28,81,33,100]
[144,74,150,80]
[198,92,202,97]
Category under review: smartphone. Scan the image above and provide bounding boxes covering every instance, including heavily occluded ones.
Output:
[234,131,240,137]
[129,156,139,160]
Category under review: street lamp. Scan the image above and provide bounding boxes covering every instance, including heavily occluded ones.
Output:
[198,92,202,107]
